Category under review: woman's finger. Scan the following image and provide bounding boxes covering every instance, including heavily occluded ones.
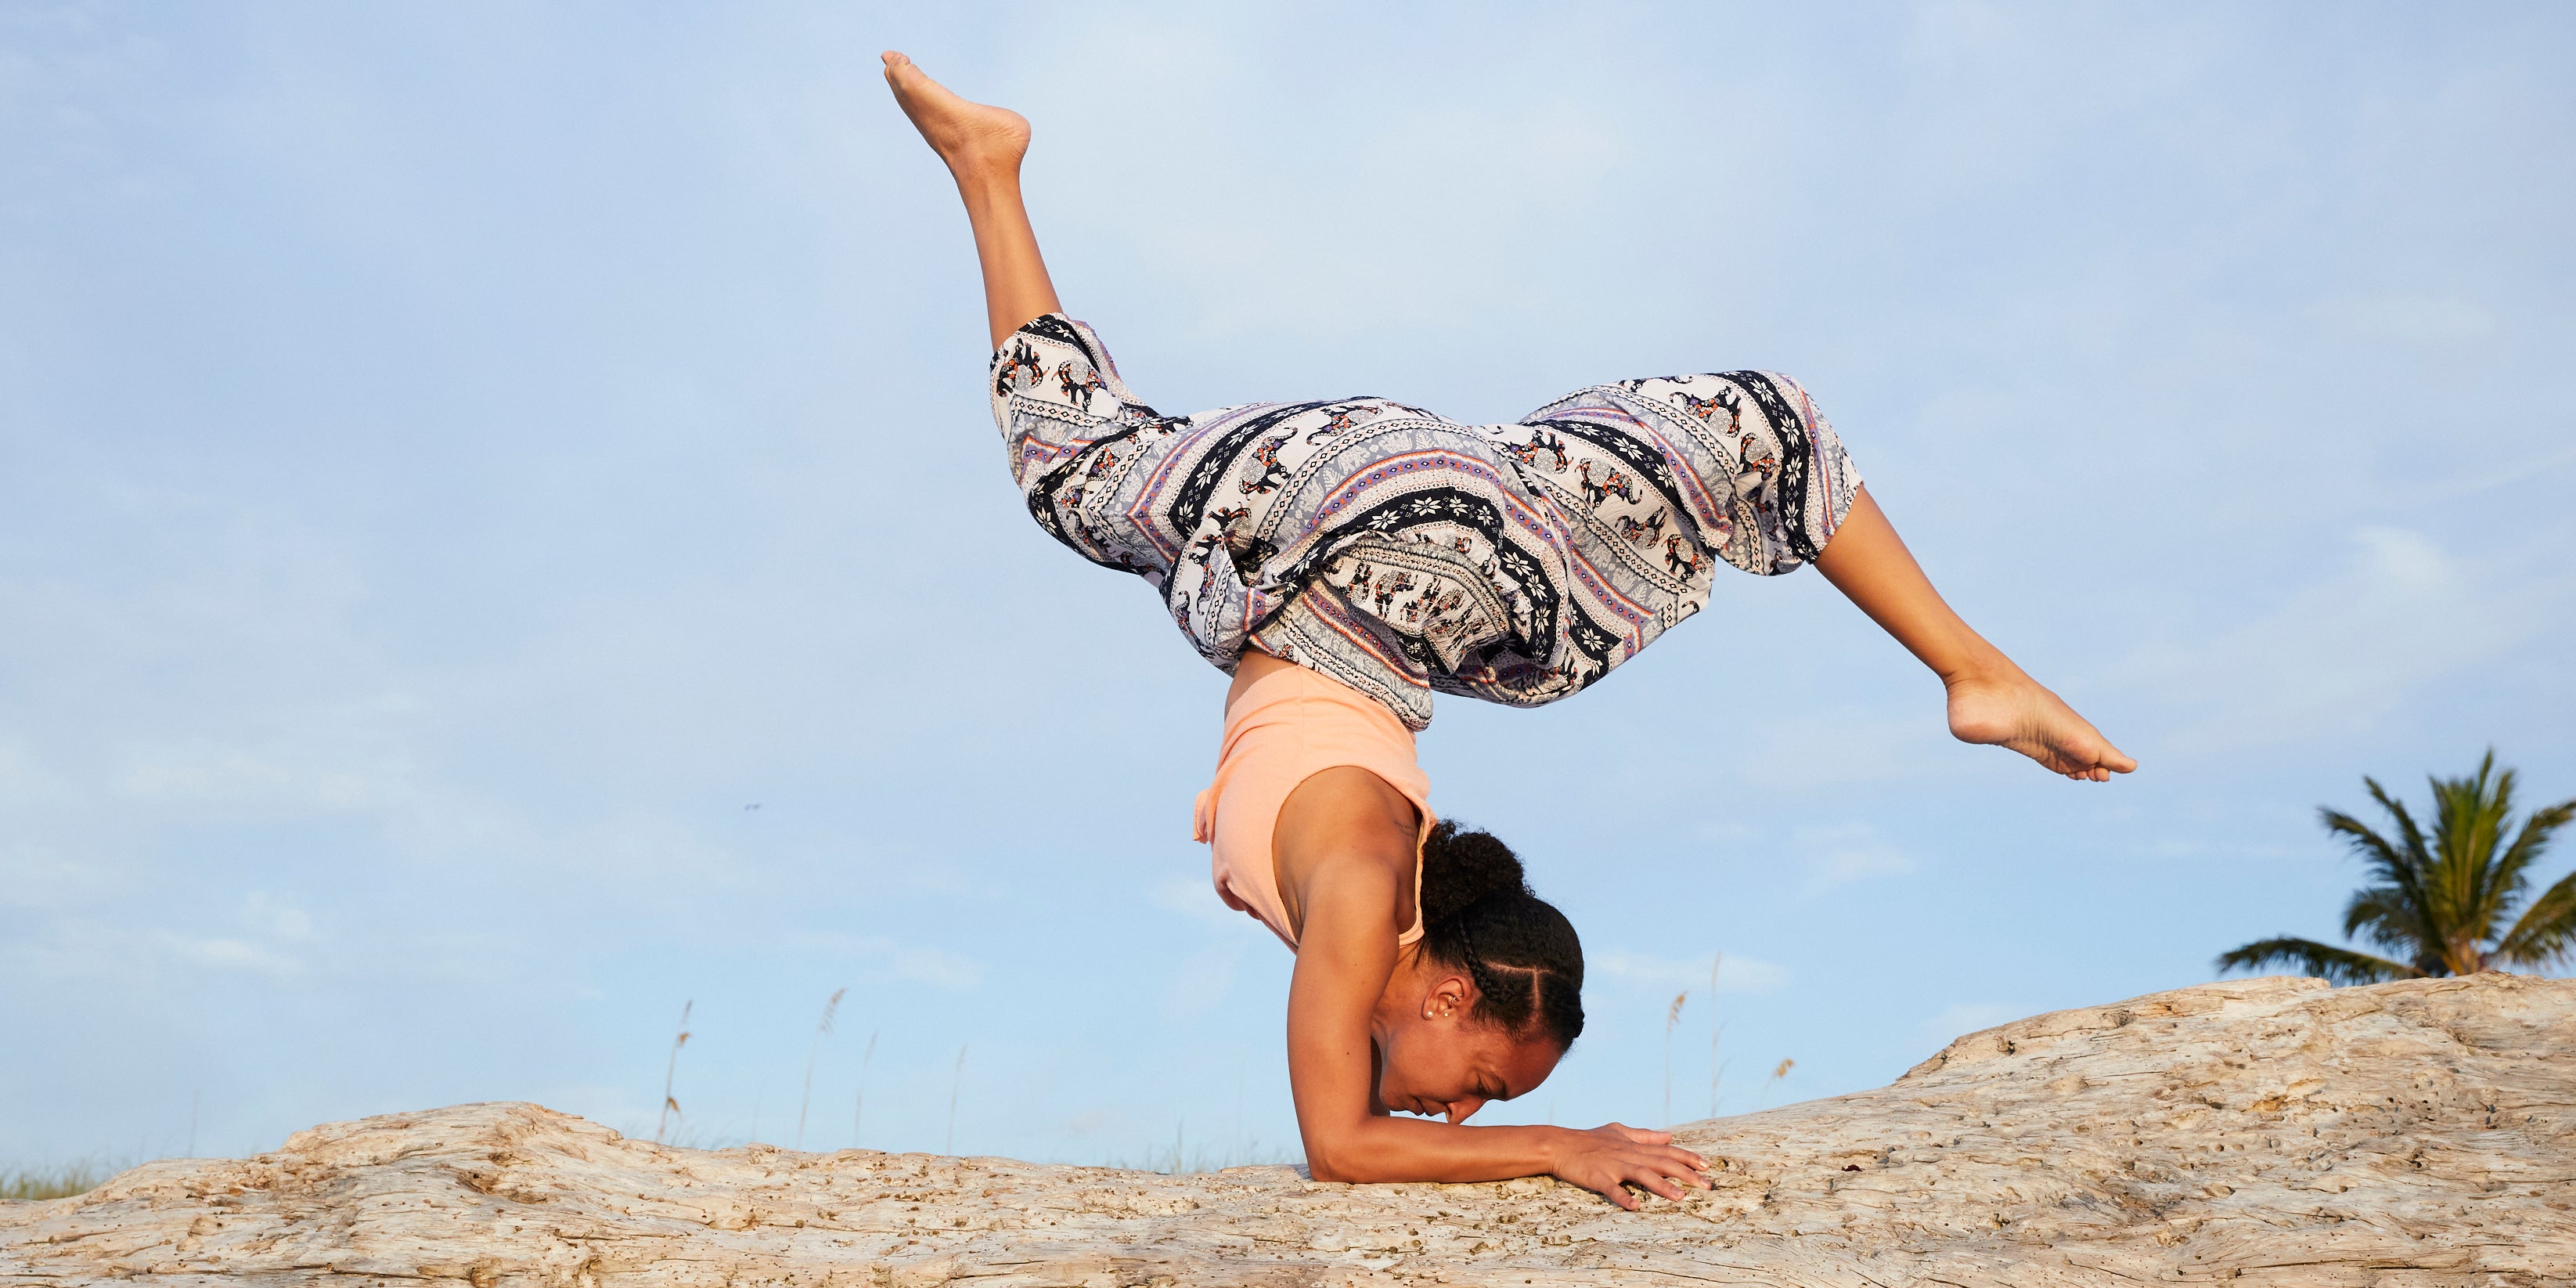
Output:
[1627,1152,1710,1197]
[1636,1144,1705,1176]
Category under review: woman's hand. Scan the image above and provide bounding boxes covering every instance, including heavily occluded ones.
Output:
[1547,1124,1712,1210]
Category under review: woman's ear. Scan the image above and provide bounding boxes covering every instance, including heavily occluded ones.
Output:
[1423,972,1475,1021]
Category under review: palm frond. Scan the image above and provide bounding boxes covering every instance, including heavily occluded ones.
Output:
[2432,752,2517,946]
[2361,776,2434,877]
[2488,796,2576,926]
[2340,885,2433,961]
[2491,868,2576,969]
[2322,800,2441,954]
[2215,936,2424,985]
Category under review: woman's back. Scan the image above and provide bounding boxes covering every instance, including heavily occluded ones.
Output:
[1198,650,1434,949]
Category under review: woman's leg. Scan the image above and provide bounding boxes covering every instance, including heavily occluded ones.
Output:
[1813,487,2135,781]
[882,52,1061,348]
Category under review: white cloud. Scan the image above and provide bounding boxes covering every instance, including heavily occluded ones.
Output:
[1792,822,1918,893]
[2117,525,2573,752]
[2138,838,2301,861]
[1730,709,1953,793]
[170,934,304,977]
[1025,18,1632,343]
[243,893,313,940]
[1158,940,1250,1021]
[1923,1001,2021,1042]
[0,739,70,806]
[2312,293,2497,344]
[2412,445,2576,509]
[784,932,983,991]
[1147,877,1251,933]
[113,739,408,812]
[1593,950,1790,996]
[870,940,982,991]
[0,842,122,911]
[3,920,306,983]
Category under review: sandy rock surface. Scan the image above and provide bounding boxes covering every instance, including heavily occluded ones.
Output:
[5,974,2571,1286]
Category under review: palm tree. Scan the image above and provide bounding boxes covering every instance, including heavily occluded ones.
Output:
[2217,752,2576,983]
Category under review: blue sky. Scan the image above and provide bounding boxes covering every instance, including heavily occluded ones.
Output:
[5,2,2571,1168]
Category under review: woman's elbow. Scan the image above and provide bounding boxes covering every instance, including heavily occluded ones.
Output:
[1302,1135,1376,1184]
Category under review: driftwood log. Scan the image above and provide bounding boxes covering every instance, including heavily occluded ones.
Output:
[5,974,2570,1286]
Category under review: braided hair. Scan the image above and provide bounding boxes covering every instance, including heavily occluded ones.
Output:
[1415,820,1584,1050]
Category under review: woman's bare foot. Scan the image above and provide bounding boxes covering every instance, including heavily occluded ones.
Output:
[881,51,1061,346]
[882,52,1030,182]
[1944,664,2137,781]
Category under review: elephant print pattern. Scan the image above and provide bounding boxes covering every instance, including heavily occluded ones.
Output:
[991,313,1861,730]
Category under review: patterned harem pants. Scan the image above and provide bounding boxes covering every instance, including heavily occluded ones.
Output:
[990,313,1862,731]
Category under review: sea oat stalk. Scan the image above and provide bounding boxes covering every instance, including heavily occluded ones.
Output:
[797,987,847,1149]
[656,1001,693,1144]
[1663,990,1688,1128]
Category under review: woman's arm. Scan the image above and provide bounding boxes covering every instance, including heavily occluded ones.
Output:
[1276,770,1712,1210]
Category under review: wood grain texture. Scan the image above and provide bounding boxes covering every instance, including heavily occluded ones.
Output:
[6,974,2570,1286]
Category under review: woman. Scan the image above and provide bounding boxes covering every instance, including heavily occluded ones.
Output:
[883,52,2134,1209]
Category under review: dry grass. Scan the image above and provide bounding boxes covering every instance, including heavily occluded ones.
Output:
[2,1161,116,1202]
[656,1000,693,1145]
[1104,1121,1300,1175]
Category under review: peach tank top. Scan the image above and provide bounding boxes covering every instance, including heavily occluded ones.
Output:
[1193,662,1436,951]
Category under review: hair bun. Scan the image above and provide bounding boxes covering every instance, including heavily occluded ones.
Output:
[1417,819,1531,925]
[1414,820,1585,1049]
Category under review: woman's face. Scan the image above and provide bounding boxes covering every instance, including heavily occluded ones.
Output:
[1374,1003,1565,1124]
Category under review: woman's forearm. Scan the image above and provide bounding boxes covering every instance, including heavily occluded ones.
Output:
[1303,1117,1562,1185]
